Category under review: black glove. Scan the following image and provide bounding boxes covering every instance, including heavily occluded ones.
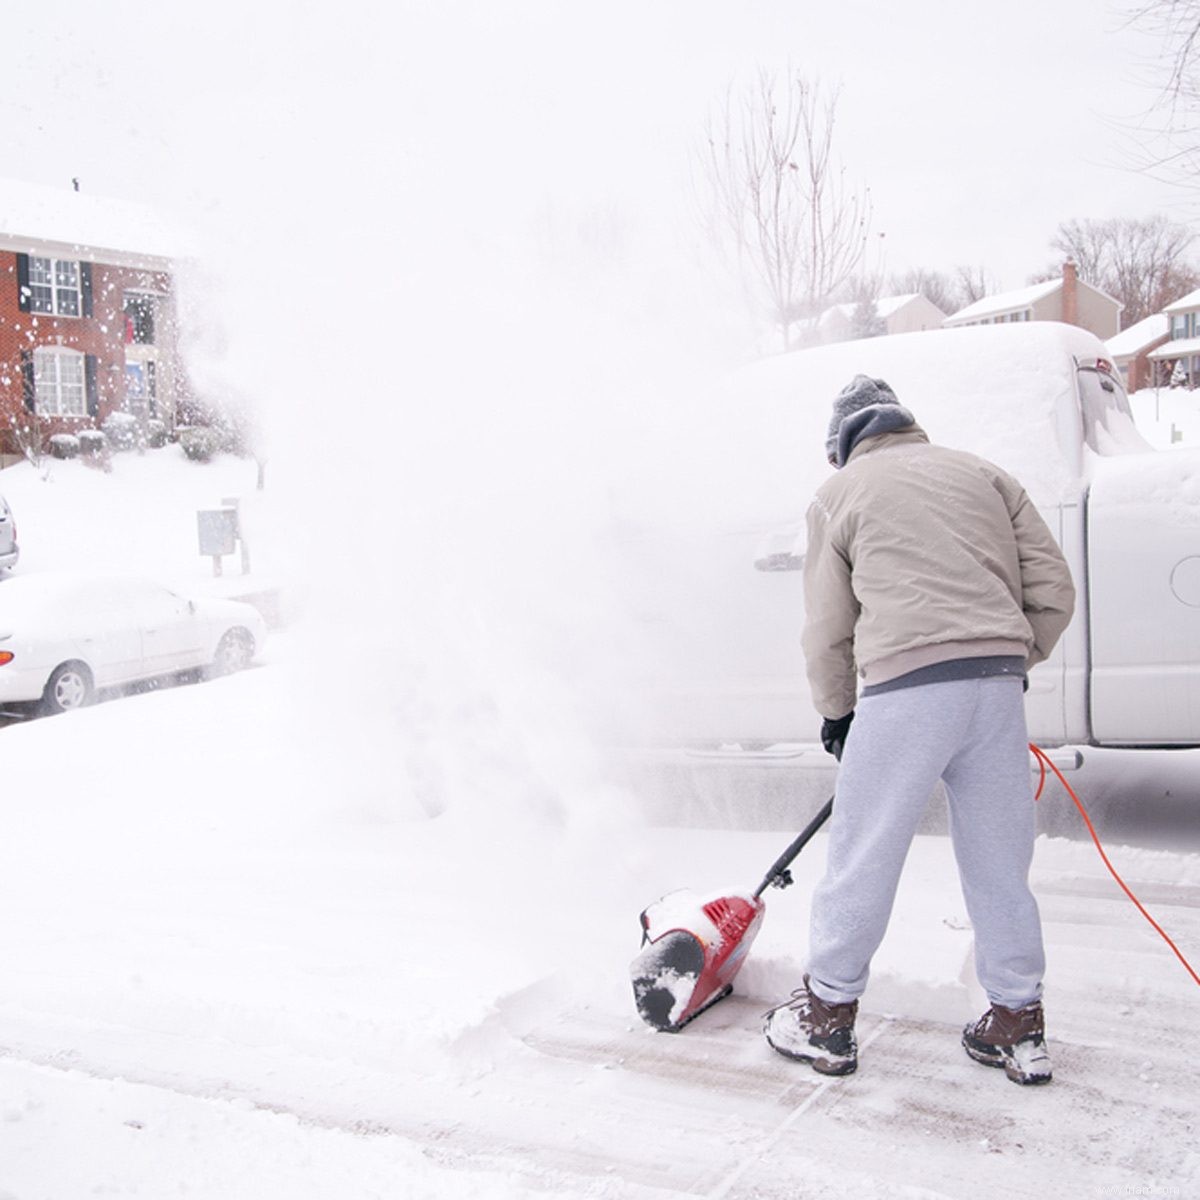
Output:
[820,712,854,761]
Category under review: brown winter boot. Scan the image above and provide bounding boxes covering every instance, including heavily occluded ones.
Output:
[763,975,858,1075]
[962,1000,1052,1085]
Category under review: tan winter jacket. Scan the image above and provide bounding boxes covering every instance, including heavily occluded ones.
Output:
[801,426,1076,719]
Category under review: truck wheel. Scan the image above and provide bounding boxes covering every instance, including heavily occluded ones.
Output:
[42,662,94,714]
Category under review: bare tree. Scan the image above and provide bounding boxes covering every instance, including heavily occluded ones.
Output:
[7,412,45,470]
[1047,214,1199,325]
[1127,1,1200,183]
[699,70,872,350]
[953,265,995,308]
[888,267,953,315]
[887,266,995,317]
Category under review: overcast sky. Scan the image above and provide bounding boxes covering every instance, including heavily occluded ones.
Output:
[1,1,1188,294]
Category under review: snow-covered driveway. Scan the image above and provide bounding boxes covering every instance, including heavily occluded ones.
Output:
[0,654,1196,1198]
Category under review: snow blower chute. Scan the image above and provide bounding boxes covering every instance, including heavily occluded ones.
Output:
[630,796,833,1031]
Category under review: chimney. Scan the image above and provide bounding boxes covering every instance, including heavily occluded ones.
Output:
[1062,258,1078,327]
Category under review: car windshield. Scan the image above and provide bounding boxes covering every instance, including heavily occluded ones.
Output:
[1076,359,1152,455]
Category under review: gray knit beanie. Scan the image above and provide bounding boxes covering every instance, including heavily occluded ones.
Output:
[825,374,915,467]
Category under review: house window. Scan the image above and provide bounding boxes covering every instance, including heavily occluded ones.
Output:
[124,294,156,344]
[33,348,86,416]
[1172,312,1194,340]
[27,256,81,317]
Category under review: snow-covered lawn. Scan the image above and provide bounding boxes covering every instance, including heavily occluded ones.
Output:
[1129,385,1200,450]
[0,450,1197,1198]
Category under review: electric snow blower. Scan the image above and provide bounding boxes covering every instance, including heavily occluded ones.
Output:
[630,795,834,1031]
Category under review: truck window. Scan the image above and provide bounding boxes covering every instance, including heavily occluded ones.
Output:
[1076,360,1152,455]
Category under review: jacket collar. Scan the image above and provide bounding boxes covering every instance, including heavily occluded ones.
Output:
[844,425,930,467]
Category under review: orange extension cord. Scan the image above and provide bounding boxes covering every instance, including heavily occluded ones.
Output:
[1029,743,1200,989]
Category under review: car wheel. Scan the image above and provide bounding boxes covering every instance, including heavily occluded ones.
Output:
[209,628,255,678]
[42,662,94,714]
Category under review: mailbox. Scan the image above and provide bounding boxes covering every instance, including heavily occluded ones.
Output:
[197,508,238,560]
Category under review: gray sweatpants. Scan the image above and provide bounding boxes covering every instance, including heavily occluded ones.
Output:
[806,675,1045,1010]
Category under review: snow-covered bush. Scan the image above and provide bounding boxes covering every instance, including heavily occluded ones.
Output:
[179,426,221,462]
[146,419,168,449]
[102,411,140,451]
[216,420,247,455]
[48,433,80,459]
[78,429,111,472]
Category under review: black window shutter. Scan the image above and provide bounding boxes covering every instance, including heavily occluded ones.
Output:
[15,253,30,313]
[85,354,99,418]
[20,349,35,412]
[80,261,94,317]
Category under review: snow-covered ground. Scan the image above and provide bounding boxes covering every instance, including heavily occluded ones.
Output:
[0,449,1198,1198]
[1129,385,1200,450]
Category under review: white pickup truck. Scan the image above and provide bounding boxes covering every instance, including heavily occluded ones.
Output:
[612,321,1199,755]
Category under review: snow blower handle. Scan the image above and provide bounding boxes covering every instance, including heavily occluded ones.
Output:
[753,795,834,899]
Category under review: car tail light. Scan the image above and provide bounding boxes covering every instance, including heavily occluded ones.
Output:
[0,651,12,666]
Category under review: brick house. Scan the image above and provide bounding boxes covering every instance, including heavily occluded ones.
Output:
[1106,313,1170,393]
[943,260,1122,341]
[0,181,187,462]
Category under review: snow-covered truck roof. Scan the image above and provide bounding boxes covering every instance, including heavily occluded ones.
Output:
[698,322,1125,527]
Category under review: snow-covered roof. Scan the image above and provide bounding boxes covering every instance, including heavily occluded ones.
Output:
[1163,287,1200,313]
[946,275,1122,325]
[877,292,921,318]
[1148,335,1200,360]
[1106,313,1170,358]
[822,293,926,323]
[0,178,188,267]
[945,278,1062,323]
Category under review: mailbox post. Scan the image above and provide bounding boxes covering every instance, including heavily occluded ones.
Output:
[222,497,251,574]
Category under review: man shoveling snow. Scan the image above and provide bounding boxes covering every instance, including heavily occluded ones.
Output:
[764,374,1076,1085]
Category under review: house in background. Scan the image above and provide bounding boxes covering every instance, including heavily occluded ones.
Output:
[816,292,947,344]
[793,292,947,348]
[0,179,189,464]
[1145,288,1200,388]
[943,261,1122,341]
[1106,313,1170,393]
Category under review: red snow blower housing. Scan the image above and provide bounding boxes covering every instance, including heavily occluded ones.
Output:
[631,796,833,1031]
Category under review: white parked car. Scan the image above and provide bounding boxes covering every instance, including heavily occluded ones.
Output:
[0,572,267,715]
[0,493,16,571]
